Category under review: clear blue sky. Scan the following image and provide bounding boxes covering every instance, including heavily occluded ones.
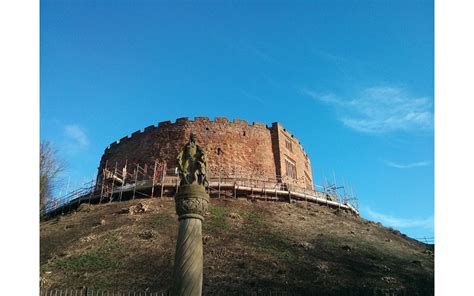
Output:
[40,1,434,239]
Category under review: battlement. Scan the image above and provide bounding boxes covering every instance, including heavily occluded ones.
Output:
[232,118,248,126]
[271,122,309,158]
[144,125,155,132]
[104,117,307,158]
[214,117,230,124]
[194,116,210,122]
[176,117,189,124]
[158,120,172,127]
[155,117,269,127]
[99,116,314,192]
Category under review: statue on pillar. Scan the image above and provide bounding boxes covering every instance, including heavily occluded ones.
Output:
[172,133,210,296]
[176,133,209,187]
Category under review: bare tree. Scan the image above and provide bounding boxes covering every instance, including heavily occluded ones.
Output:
[40,141,64,207]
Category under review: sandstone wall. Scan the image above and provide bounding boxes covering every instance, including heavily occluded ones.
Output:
[98,117,313,189]
[271,123,314,189]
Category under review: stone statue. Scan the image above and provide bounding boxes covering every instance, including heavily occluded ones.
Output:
[172,133,210,296]
[176,134,209,187]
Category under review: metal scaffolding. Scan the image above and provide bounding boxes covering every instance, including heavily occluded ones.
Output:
[41,160,360,217]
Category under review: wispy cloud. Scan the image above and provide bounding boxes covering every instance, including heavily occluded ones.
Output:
[64,125,89,148]
[242,43,275,64]
[239,90,267,104]
[312,49,346,63]
[301,86,433,134]
[227,39,277,64]
[383,160,431,169]
[365,207,433,229]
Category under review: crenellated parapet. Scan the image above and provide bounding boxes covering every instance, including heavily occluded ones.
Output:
[99,117,314,190]
[272,123,309,158]
[104,117,275,151]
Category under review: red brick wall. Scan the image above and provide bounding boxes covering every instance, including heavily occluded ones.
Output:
[270,123,314,190]
[98,117,313,189]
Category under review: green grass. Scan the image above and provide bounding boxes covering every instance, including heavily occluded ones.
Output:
[149,212,174,226]
[240,210,265,231]
[324,236,339,249]
[204,206,229,232]
[56,252,119,271]
[209,206,226,217]
[56,235,125,271]
[238,210,297,261]
[255,232,297,262]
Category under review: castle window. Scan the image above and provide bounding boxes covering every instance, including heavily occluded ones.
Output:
[285,157,297,179]
[285,138,293,152]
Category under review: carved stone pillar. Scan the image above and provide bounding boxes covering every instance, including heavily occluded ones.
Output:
[172,184,209,296]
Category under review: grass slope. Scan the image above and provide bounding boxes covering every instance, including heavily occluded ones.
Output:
[40,198,434,295]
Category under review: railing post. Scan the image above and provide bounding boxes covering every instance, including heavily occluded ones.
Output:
[160,163,166,198]
[264,181,266,201]
[68,181,75,213]
[151,160,157,198]
[89,177,95,205]
[218,175,221,199]
[61,177,70,215]
[251,179,253,197]
[110,162,117,203]
[76,181,84,210]
[99,169,106,204]
[119,167,125,202]
[133,165,138,200]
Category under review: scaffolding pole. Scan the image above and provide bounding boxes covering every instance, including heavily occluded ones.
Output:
[109,162,117,203]
[132,164,138,200]
[151,160,157,198]
[160,162,166,198]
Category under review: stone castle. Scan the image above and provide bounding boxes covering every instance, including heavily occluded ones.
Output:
[42,116,359,217]
[98,117,314,190]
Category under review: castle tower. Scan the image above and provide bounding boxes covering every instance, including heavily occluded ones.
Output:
[98,117,314,190]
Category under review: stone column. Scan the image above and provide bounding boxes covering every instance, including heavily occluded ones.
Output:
[172,184,209,296]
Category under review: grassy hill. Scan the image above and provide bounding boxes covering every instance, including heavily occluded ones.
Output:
[40,198,434,295]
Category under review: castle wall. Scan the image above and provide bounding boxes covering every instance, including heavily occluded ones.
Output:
[99,117,277,180]
[98,117,313,189]
[270,123,314,190]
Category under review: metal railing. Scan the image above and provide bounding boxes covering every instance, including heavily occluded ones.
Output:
[415,237,435,244]
[39,286,424,296]
[41,165,359,217]
[41,180,97,216]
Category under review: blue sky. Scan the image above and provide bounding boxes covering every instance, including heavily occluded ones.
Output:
[40,1,434,239]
